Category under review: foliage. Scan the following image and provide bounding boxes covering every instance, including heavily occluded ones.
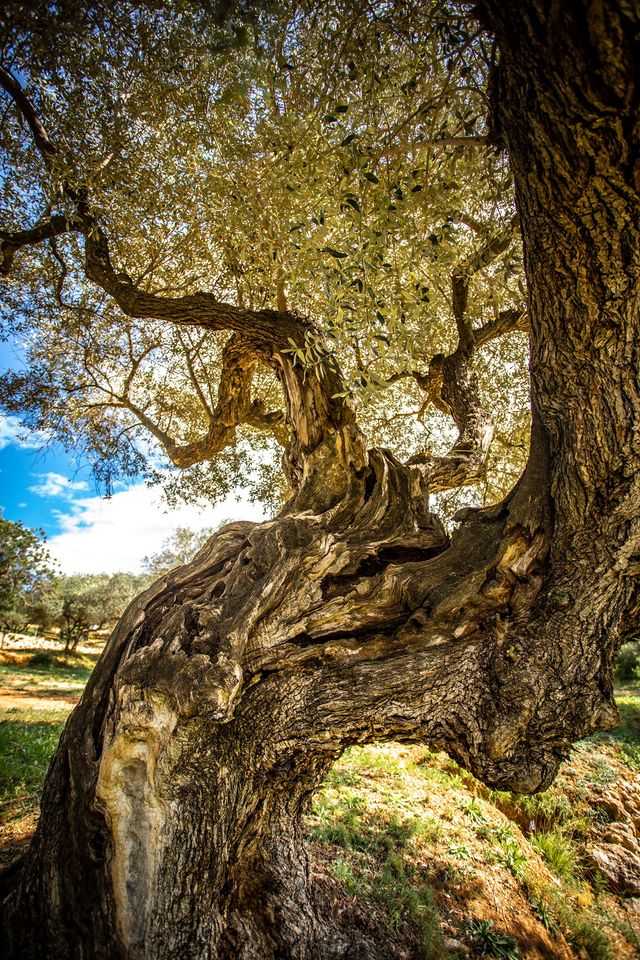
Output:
[614,640,640,684]
[0,517,55,638]
[28,572,150,651]
[143,525,219,576]
[0,0,529,511]
[464,919,520,959]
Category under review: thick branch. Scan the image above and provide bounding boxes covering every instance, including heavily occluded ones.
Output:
[0,215,75,276]
[452,215,519,352]
[118,333,287,469]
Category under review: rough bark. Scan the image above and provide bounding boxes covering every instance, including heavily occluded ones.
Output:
[2,2,640,958]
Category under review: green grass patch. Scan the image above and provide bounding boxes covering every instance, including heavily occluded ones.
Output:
[0,718,64,813]
[586,687,640,770]
[464,918,520,958]
[371,854,446,960]
[531,829,581,884]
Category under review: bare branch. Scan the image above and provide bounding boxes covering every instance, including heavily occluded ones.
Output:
[177,330,215,421]
[0,66,56,162]
[428,134,488,147]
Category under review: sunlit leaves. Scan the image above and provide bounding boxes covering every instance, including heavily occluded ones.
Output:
[0,0,529,509]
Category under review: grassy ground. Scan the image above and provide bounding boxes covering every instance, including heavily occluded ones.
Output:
[0,647,97,832]
[1,642,639,958]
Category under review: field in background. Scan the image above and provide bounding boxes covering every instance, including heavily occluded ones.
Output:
[1,638,639,959]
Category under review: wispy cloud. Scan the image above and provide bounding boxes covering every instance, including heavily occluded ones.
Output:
[0,413,49,450]
[29,472,89,498]
[48,483,265,573]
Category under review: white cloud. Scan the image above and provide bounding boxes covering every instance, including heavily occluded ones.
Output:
[29,472,89,498]
[0,413,50,450]
[48,483,266,574]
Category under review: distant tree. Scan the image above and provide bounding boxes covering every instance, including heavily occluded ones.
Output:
[0,517,55,644]
[143,526,219,576]
[30,572,150,653]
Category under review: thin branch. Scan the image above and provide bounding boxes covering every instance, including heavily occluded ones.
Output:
[0,66,56,161]
[475,307,528,347]
[177,330,215,420]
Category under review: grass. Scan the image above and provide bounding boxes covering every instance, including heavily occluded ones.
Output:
[0,715,65,813]
[531,829,581,884]
[0,649,96,822]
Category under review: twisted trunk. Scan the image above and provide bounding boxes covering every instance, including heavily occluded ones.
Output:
[2,2,640,957]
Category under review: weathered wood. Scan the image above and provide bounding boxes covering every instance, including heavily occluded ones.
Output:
[2,2,639,957]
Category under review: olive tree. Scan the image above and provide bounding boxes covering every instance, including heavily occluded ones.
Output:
[0,1,638,958]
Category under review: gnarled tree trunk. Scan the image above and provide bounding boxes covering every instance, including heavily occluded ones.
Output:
[2,2,639,957]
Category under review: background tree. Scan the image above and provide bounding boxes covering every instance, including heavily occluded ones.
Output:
[143,527,220,577]
[28,573,152,653]
[1,2,638,959]
[0,517,55,645]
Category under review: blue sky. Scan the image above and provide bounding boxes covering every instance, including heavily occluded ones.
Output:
[0,339,264,573]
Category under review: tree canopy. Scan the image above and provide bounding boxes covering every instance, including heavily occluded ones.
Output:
[143,525,220,576]
[0,0,528,513]
[0,516,54,637]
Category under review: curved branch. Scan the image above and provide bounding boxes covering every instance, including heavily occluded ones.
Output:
[404,221,523,490]
[118,334,286,469]
[0,66,56,161]
[452,215,519,352]
[0,215,75,276]
[0,64,358,483]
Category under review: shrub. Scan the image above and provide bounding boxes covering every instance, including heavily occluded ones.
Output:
[465,919,520,958]
[615,640,640,683]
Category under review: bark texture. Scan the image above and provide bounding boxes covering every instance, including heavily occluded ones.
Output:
[2,2,640,958]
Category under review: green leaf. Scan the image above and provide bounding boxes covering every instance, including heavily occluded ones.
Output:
[340,133,357,146]
[363,171,379,184]
[321,246,348,259]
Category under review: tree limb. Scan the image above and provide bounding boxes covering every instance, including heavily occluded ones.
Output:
[406,219,523,490]
[0,64,353,476]
[0,66,56,161]
[0,215,76,276]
